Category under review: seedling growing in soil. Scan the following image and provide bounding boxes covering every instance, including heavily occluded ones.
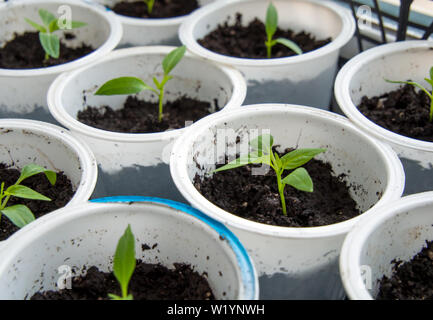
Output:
[385,66,433,122]
[265,2,303,59]
[95,46,187,122]
[25,9,87,60]
[144,0,155,14]
[0,164,56,229]
[213,134,325,216]
[109,224,136,300]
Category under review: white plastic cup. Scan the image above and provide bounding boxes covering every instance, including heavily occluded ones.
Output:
[0,197,258,300]
[335,40,433,194]
[340,192,433,300]
[170,104,405,299]
[94,0,216,47]
[179,0,355,109]
[0,119,98,244]
[0,0,122,116]
[48,46,246,173]
[335,40,433,168]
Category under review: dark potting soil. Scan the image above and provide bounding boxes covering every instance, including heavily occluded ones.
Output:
[30,261,215,300]
[194,149,361,227]
[358,84,433,142]
[0,164,74,241]
[197,13,332,59]
[77,96,213,133]
[111,0,199,19]
[377,240,433,300]
[0,32,94,69]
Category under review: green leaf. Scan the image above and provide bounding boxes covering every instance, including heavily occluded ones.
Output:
[112,225,136,299]
[275,38,303,55]
[430,66,433,81]
[282,167,313,192]
[17,164,56,185]
[5,185,51,201]
[274,152,282,169]
[153,77,161,89]
[281,148,326,170]
[384,79,408,86]
[48,19,60,33]
[95,77,155,96]
[39,32,60,59]
[49,19,87,33]
[70,21,87,29]
[162,46,186,75]
[213,152,270,173]
[424,77,433,89]
[160,75,173,88]
[1,205,35,228]
[24,18,46,33]
[39,9,57,28]
[265,2,278,39]
[250,134,274,155]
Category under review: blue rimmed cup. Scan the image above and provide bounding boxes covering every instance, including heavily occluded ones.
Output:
[0,196,258,300]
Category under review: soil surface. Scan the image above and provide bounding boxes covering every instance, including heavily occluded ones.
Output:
[0,164,74,241]
[111,0,199,19]
[358,84,433,142]
[377,240,433,300]
[30,261,215,300]
[0,32,94,69]
[77,96,213,133]
[197,13,332,59]
[194,148,361,227]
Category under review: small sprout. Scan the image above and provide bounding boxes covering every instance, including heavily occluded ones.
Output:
[213,134,325,216]
[95,46,187,123]
[144,0,155,14]
[25,9,87,61]
[385,66,433,122]
[0,164,56,229]
[265,2,303,59]
[108,224,136,300]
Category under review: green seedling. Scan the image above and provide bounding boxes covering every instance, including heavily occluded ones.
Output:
[144,0,155,14]
[0,164,56,229]
[213,134,325,216]
[109,224,136,300]
[94,46,187,123]
[265,2,303,59]
[385,66,433,122]
[25,9,87,61]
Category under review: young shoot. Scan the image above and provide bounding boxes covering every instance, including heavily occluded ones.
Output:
[109,224,136,300]
[265,2,303,59]
[94,46,187,123]
[213,134,326,216]
[144,0,155,14]
[25,9,87,61]
[385,66,433,122]
[0,164,56,229]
